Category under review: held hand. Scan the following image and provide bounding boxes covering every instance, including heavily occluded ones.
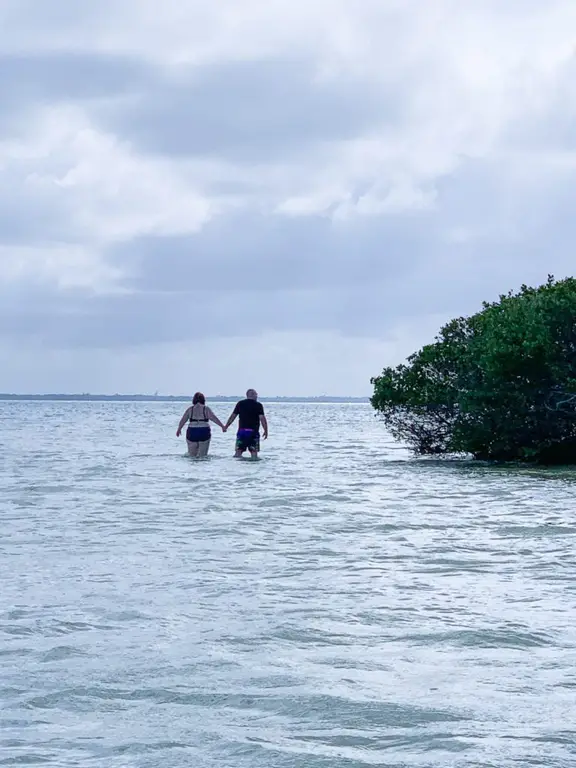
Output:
[222,425,228,432]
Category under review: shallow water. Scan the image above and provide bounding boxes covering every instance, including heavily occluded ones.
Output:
[1,401,576,767]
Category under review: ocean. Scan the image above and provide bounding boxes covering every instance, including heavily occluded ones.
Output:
[1,400,576,767]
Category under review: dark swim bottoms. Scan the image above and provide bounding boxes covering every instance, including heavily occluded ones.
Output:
[236,428,260,452]
[186,426,211,443]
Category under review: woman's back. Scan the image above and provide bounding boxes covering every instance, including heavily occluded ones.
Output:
[189,403,210,422]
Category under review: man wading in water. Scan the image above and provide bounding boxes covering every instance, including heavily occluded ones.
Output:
[224,389,268,458]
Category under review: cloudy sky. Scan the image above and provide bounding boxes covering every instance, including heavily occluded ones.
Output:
[1,0,575,396]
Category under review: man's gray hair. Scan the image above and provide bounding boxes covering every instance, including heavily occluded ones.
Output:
[246,388,258,400]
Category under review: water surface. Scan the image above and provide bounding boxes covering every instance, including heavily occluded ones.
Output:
[1,401,576,767]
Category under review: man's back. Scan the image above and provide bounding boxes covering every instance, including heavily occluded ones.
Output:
[234,398,264,431]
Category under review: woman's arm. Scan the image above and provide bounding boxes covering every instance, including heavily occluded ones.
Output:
[207,407,225,431]
[176,407,192,437]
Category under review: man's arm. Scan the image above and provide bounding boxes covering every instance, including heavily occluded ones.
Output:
[224,405,239,432]
[259,413,268,439]
[176,407,192,437]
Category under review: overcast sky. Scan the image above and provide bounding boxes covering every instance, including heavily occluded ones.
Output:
[1,0,575,396]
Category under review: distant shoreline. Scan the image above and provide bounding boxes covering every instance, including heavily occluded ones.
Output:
[0,394,370,403]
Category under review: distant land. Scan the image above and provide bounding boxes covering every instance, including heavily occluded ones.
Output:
[0,393,370,403]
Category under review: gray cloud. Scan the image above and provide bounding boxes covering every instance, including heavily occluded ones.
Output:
[3,169,575,352]
[0,193,71,246]
[0,50,159,248]
[0,211,433,348]
[109,209,433,294]
[0,52,152,128]
[0,285,409,348]
[99,58,396,162]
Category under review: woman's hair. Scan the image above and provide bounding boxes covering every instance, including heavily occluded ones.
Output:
[192,392,206,405]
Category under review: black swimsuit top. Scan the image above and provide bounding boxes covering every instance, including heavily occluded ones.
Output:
[189,405,209,423]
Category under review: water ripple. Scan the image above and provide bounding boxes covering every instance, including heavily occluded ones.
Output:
[1,401,576,766]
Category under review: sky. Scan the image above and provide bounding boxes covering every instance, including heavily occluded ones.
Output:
[1,0,576,396]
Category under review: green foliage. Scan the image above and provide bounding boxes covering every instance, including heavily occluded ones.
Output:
[371,276,576,463]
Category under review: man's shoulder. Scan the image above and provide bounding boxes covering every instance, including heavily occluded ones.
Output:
[237,398,262,408]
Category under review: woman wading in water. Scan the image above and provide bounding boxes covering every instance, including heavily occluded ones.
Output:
[176,392,225,457]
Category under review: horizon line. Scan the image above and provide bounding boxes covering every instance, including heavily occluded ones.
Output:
[0,393,371,401]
